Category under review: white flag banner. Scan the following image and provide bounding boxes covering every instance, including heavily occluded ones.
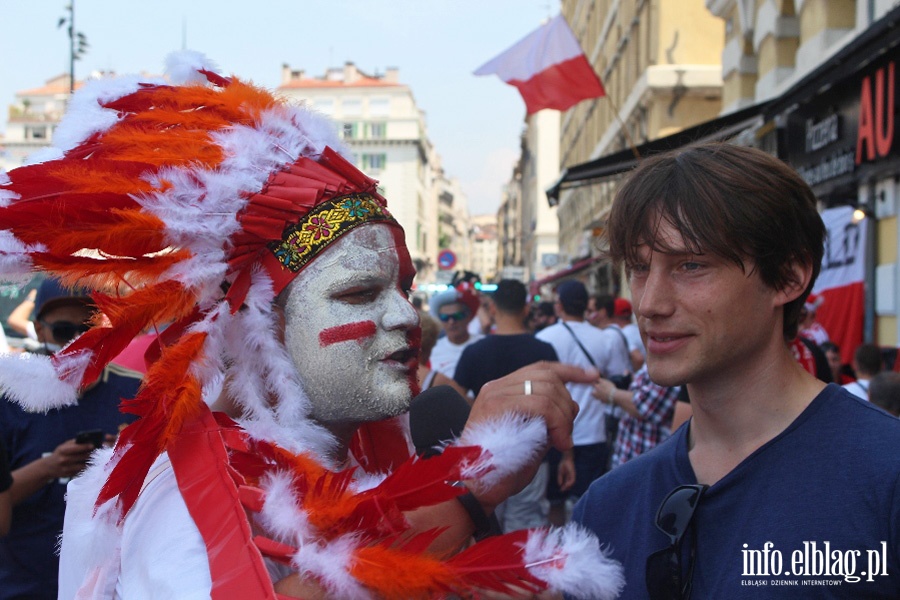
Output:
[815,205,868,292]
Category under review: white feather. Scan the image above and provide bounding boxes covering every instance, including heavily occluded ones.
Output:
[164,50,220,85]
[51,74,160,152]
[257,471,313,546]
[292,535,371,600]
[524,524,625,600]
[0,231,45,283]
[58,449,123,585]
[456,413,547,489]
[0,352,79,411]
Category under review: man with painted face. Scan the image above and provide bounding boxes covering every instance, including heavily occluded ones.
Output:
[0,54,624,600]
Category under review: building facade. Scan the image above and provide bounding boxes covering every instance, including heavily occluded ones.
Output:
[278,62,463,285]
[552,0,725,285]
[706,0,900,351]
[1,74,75,170]
[469,213,499,282]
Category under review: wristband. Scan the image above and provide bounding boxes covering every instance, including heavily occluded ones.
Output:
[456,491,495,539]
[608,386,616,405]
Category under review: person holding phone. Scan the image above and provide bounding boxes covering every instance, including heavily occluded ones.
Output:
[0,278,140,599]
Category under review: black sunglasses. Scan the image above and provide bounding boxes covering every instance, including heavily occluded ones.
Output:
[645,484,708,600]
[438,310,468,323]
[40,319,90,343]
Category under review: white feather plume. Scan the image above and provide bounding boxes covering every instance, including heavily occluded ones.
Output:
[292,535,371,600]
[0,352,79,412]
[257,471,313,546]
[456,412,547,489]
[0,231,46,283]
[58,449,123,583]
[164,50,220,85]
[524,524,625,600]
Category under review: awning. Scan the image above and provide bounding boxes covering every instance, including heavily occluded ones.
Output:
[528,255,605,295]
[546,100,770,205]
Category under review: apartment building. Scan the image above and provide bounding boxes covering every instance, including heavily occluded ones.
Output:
[278,62,466,285]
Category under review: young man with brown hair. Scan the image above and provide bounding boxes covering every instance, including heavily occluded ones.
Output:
[573,143,900,598]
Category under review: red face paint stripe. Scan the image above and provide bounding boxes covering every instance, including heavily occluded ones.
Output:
[318,321,377,347]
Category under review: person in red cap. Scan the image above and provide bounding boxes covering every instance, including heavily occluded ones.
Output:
[798,292,830,345]
[610,297,646,371]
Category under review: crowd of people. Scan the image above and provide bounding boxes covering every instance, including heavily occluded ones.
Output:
[0,54,897,599]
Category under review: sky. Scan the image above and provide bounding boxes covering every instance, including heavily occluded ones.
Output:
[0,0,560,216]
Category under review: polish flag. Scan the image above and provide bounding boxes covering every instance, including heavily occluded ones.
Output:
[813,206,868,365]
[474,15,605,115]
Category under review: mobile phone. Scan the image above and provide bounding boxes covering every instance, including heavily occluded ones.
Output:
[75,429,105,449]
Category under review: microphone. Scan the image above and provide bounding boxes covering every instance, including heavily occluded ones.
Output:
[408,385,471,458]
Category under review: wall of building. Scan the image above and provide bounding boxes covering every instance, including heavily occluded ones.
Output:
[556,0,724,269]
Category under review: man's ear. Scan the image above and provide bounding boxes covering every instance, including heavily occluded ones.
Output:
[775,259,815,308]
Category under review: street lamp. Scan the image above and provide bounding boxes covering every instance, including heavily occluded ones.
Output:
[58,1,89,94]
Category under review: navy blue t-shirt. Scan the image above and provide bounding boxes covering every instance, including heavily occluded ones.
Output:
[0,364,140,600]
[574,384,900,598]
[453,333,558,396]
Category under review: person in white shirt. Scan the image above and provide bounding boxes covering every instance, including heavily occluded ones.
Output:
[842,342,883,400]
[428,283,484,378]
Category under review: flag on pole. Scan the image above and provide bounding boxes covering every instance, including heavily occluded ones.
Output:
[474,14,605,115]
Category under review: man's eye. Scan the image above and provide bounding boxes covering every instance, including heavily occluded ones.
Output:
[682,261,703,272]
[337,288,380,304]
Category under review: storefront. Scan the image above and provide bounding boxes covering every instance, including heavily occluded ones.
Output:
[767,7,900,360]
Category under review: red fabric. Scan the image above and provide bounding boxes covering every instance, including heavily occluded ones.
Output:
[168,408,276,599]
[511,54,606,115]
[816,282,865,366]
[349,417,413,474]
[110,333,156,373]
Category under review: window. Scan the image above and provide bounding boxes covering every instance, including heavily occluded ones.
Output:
[342,122,358,139]
[367,122,387,139]
[27,126,47,140]
[361,153,386,172]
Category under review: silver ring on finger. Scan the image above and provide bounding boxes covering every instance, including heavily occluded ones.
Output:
[524,380,533,396]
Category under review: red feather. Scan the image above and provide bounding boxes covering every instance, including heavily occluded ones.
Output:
[446,530,547,594]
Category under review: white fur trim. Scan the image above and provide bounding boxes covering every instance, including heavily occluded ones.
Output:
[0,230,46,283]
[257,471,313,546]
[456,413,547,489]
[0,352,79,411]
[292,535,371,600]
[164,50,220,85]
[524,525,625,600]
[59,449,123,587]
[52,75,161,153]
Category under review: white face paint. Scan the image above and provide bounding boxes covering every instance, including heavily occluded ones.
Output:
[281,224,419,425]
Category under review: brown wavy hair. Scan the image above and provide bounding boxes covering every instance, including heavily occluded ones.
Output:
[606,143,825,340]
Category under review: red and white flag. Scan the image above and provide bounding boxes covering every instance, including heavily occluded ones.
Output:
[813,206,868,365]
[474,15,605,115]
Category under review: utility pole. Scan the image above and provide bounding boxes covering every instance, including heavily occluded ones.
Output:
[58,1,89,94]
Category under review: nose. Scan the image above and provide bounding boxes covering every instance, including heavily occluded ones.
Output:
[382,290,419,331]
[634,264,674,321]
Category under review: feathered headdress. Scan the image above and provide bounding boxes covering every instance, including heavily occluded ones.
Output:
[0,53,624,599]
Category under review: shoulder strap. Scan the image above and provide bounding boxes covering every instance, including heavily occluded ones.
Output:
[561,321,597,368]
[605,325,629,349]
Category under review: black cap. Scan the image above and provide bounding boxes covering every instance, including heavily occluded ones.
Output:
[33,277,93,320]
[556,280,588,316]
